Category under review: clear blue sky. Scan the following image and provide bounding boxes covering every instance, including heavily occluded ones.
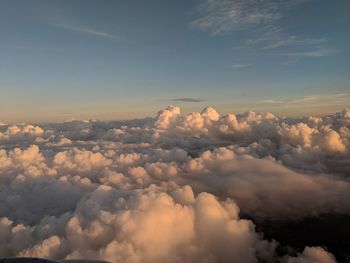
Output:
[1,0,349,123]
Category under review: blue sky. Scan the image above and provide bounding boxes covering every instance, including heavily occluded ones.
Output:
[0,0,349,123]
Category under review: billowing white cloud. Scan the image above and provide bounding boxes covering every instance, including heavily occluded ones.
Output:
[0,185,334,263]
[1,106,349,262]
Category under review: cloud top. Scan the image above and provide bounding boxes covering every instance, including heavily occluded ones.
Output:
[1,106,349,262]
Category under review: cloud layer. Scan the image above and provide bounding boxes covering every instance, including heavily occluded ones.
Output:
[1,106,349,262]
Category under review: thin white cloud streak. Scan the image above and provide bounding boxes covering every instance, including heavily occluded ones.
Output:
[263,36,325,49]
[259,93,350,105]
[229,63,250,69]
[56,24,127,41]
[249,28,327,50]
[286,47,337,58]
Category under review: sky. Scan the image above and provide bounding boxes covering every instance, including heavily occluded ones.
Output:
[0,0,349,123]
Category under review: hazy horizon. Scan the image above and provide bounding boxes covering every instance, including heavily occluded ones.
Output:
[1,103,350,125]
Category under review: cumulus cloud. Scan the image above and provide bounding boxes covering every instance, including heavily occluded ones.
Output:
[286,247,336,263]
[0,185,332,263]
[1,106,349,262]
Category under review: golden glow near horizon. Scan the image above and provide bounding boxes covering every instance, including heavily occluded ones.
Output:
[1,92,349,123]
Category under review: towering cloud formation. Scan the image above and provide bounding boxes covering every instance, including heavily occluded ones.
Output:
[1,107,349,262]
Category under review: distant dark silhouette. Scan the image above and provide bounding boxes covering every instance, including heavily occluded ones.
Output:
[0,258,58,263]
[59,260,110,263]
[0,259,110,263]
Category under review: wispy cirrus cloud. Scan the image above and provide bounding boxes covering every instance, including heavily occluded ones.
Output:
[56,23,128,41]
[229,63,250,69]
[190,0,285,36]
[190,0,335,62]
[260,93,350,105]
[190,0,306,36]
[286,47,337,58]
[247,27,327,50]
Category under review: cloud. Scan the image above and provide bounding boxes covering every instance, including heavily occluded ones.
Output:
[0,184,336,263]
[286,247,336,263]
[190,0,335,62]
[1,106,350,261]
[190,0,285,35]
[171,98,204,102]
[259,93,350,106]
[263,36,326,50]
[229,63,250,69]
[246,27,327,50]
[56,24,127,41]
[286,47,337,58]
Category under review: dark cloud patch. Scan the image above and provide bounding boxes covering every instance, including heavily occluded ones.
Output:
[171,97,204,102]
